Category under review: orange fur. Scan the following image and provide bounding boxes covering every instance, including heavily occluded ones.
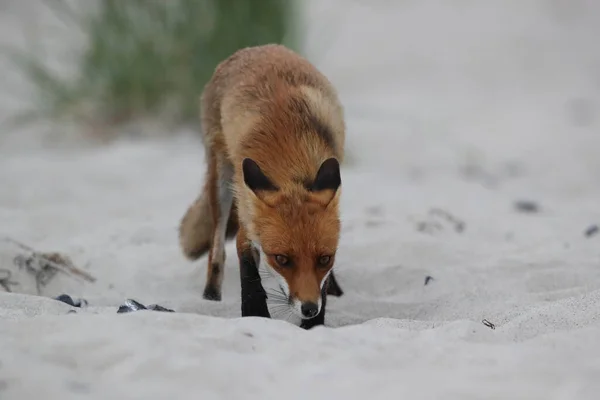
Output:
[178,44,345,321]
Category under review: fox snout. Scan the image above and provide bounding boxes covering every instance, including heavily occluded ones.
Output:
[282,269,329,320]
[300,301,319,318]
[290,297,321,320]
[290,288,322,320]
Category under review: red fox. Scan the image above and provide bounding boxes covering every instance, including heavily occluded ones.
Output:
[178,44,345,329]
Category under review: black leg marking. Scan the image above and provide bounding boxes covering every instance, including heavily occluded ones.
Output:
[239,248,270,318]
[300,286,327,330]
[203,262,222,301]
[203,283,222,301]
[326,270,344,297]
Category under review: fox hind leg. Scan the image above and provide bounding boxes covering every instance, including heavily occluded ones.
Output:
[203,154,234,301]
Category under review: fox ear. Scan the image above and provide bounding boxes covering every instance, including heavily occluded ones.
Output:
[311,158,341,191]
[242,158,278,194]
[308,158,341,206]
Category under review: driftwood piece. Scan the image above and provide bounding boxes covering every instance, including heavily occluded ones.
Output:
[1,237,96,294]
[0,268,19,292]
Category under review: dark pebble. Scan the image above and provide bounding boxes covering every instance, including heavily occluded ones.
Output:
[55,294,88,308]
[514,200,539,213]
[55,294,76,306]
[585,225,599,238]
[117,299,147,313]
[117,299,175,313]
[147,304,175,312]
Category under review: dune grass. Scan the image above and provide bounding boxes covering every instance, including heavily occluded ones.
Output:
[5,0,299,133]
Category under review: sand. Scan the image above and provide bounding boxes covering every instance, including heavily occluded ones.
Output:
[1,1,600,399]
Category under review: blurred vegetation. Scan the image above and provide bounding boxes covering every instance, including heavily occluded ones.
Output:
[6,0,299,132]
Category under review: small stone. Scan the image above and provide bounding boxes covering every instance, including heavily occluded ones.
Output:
[55,294,78,307]
[147,304,175,312]
[54,294,88,308]
[584,225,599,238]
[117,299,147,313]
[514,200,539,213]
[117,299,175,313]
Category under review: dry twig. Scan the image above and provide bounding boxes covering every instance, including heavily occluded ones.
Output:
[0,268,19,292]
[2,237,96,294]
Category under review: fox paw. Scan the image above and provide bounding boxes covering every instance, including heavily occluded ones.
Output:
[203,285,222,301]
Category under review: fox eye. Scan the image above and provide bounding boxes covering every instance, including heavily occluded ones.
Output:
[318,255,331,266]
[274,255,290,267]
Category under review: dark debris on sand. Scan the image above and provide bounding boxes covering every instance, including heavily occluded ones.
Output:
[513,200,540,213]
[584,224,598,238]
[53,294,175,314]
[117,299,175,313]
[55,294,88,308]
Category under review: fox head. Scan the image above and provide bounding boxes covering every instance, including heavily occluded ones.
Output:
[242,157,341,321]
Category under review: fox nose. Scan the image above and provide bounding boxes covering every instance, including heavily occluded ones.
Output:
[301,302,319,318]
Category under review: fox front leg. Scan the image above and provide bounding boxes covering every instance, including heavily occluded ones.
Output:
[237,233,270,318]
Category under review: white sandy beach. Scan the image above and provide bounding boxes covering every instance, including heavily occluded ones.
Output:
[1,1,600,399]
